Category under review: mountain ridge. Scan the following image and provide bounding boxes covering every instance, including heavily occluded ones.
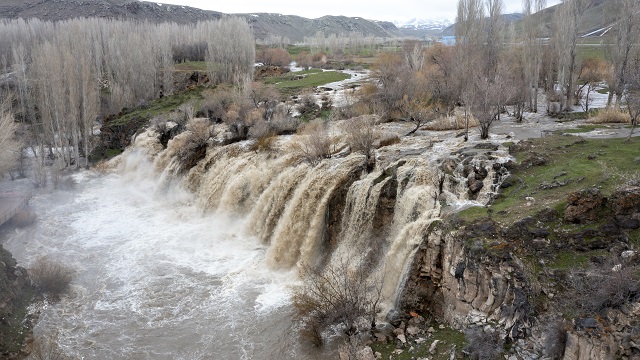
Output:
[0,0,402,41]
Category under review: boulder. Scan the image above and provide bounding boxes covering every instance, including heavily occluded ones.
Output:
[564,188,606,223]
[356,346,376,360]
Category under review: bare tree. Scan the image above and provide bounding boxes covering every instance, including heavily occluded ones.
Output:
[206,17,256,88]
[624,52,640,140]
[293,258,382,346]
[606,0,640,109]
[575,57,609,112]
[0,107,21,177]
[522,0,547,112]
[553,0,593,111]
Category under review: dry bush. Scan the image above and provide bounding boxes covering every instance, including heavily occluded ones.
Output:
[256,47,292,67]
[567,259,640,315]
[297,93,320,120]
[29,257,74,300]
[293,259,382,347]
[171,118,211,173]
[290,119,333,166]
[378,132,401,147]
[588,107,631,124]
[250,134,278,153]
[423,113,479,131]
[270,112,301,134]
[344,116,376,159]
[463,327,504,360]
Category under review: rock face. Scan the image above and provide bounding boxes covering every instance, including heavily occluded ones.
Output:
[0,246,32,358]
[564,188,606,223]
[562,332,617,360]
[400,183,640,360]
[402,223,532,341]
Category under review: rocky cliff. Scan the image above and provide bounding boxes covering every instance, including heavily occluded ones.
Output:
[397,135,640,359]
[0,246,33,359]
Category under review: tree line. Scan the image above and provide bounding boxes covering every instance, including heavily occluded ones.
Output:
[0,17,254,180]
[365,0,640,139]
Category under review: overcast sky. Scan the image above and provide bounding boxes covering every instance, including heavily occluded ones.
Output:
[155,0,562,22]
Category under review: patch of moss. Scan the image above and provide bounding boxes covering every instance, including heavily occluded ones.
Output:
[263,69,350,96]
[548,249,606,270]
[111,86,205,126]
[370,324,466,360]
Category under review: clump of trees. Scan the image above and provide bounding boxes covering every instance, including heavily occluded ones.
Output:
[354,0,639,140]
[0,17,256,174]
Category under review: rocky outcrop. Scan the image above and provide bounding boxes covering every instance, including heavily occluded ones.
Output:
[564,188,606,223]
[0,246,33,358]
[402,223,533,342]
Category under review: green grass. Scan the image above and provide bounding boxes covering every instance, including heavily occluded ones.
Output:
[262,69,351,95]
[174,61,208,72]
[549,249,606,270]
[112,86,205,126]
[371,324,466,360]
[286,45,311,56]
[459,135,640,224]
[576,45,607,62]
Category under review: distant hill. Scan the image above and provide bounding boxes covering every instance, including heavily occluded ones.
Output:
[0,0,402,41]
[0,0,223,23]
[241,13,402,42]
[440,0,614,40]
[393,18,453,39]
[440,13,526,36]
[528,0,614,38]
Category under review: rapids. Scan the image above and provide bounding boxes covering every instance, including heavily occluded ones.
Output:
[0,122,509,359]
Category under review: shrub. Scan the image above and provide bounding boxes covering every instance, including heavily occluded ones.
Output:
[171,118,211,172]
[292,259,382,347]
[29,257,74,300]
[423,113,479,131]
[588,107,631,124]
[270,109,301,134]
[568,259,640,315]
[297,93,320,120]
[344,116,376,157]
[290,119,333,166]
[463,327,504,360]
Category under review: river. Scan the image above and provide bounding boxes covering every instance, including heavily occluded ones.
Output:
[1,156,309,360]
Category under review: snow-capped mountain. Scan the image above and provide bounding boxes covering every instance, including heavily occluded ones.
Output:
[393,18,453,31]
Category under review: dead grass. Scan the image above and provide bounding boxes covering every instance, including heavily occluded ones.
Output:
[423,113,479,131]
[588,108,631,124]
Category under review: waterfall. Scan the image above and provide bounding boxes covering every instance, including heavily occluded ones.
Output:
[126,125,505,316]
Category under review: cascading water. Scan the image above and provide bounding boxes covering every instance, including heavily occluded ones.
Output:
[1,152,305,359]
[0,123,509,359]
